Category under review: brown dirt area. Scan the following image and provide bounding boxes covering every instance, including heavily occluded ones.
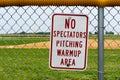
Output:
[0,40,120,49]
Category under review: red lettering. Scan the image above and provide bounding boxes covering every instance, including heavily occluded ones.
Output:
[69,58,71,65]
[74,50,77,57]
[70,32,72,37]
[60,58,76,66]
[71,19,76,29]
[83,32,87,38]
[69,41,72,47]
[64,31,67,37]
[60,31,63,37]
[79,41,83,48]
[66,50,69,56]
[66,40,69,47]
[69,50,73,57]
[62,50,65,56]
[53,31,56,37]
[60,58,64,65]
[80,32,83,38]
[57,31,60,37]
[57,49,81,57]
[78,50,81,57]
[53,30,87,38]
[63,40,65,47]
[56,40,59,47]
[72,59,75,66]
[75,41,78,47]
[57,49,61,56]
[59,40,62,47]
[65,18,76,29]
[65,19,70,29]
[76,32,79,38]
[65,58,68,65]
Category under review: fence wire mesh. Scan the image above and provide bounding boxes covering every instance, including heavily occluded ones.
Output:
[0,6,120,80]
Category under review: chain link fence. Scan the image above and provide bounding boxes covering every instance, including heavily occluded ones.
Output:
[0,6,120,80]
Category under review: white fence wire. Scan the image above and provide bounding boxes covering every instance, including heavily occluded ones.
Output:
[0,6,120,80]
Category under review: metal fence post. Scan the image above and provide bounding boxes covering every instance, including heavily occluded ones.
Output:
[98,7,104,80]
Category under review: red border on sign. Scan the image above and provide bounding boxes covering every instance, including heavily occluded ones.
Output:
[49,14,88,71]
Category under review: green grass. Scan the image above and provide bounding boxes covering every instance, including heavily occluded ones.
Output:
[89,34,120,40]
[0,36,50,46]
[0,34,120,46]
[0,49,119,80]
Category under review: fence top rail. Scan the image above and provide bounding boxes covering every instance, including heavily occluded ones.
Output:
[0,0,120,7]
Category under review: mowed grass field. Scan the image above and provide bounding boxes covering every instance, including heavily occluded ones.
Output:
[0,34,120,79]
[0,49,119,80]
[0,34,120,46]
[0,35,49,46]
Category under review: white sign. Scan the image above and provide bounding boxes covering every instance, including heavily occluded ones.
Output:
[49,14,88,71]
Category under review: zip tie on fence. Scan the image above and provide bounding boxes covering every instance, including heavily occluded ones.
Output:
[98,71,105,74]
[98,27,105,29]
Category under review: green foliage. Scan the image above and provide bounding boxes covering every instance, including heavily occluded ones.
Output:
[94,32,98,34]
[106,31,114,35]
[89,32,92,34]
[16,32,50,35]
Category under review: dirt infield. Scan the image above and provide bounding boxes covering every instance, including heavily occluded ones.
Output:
[0,40,120,49]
